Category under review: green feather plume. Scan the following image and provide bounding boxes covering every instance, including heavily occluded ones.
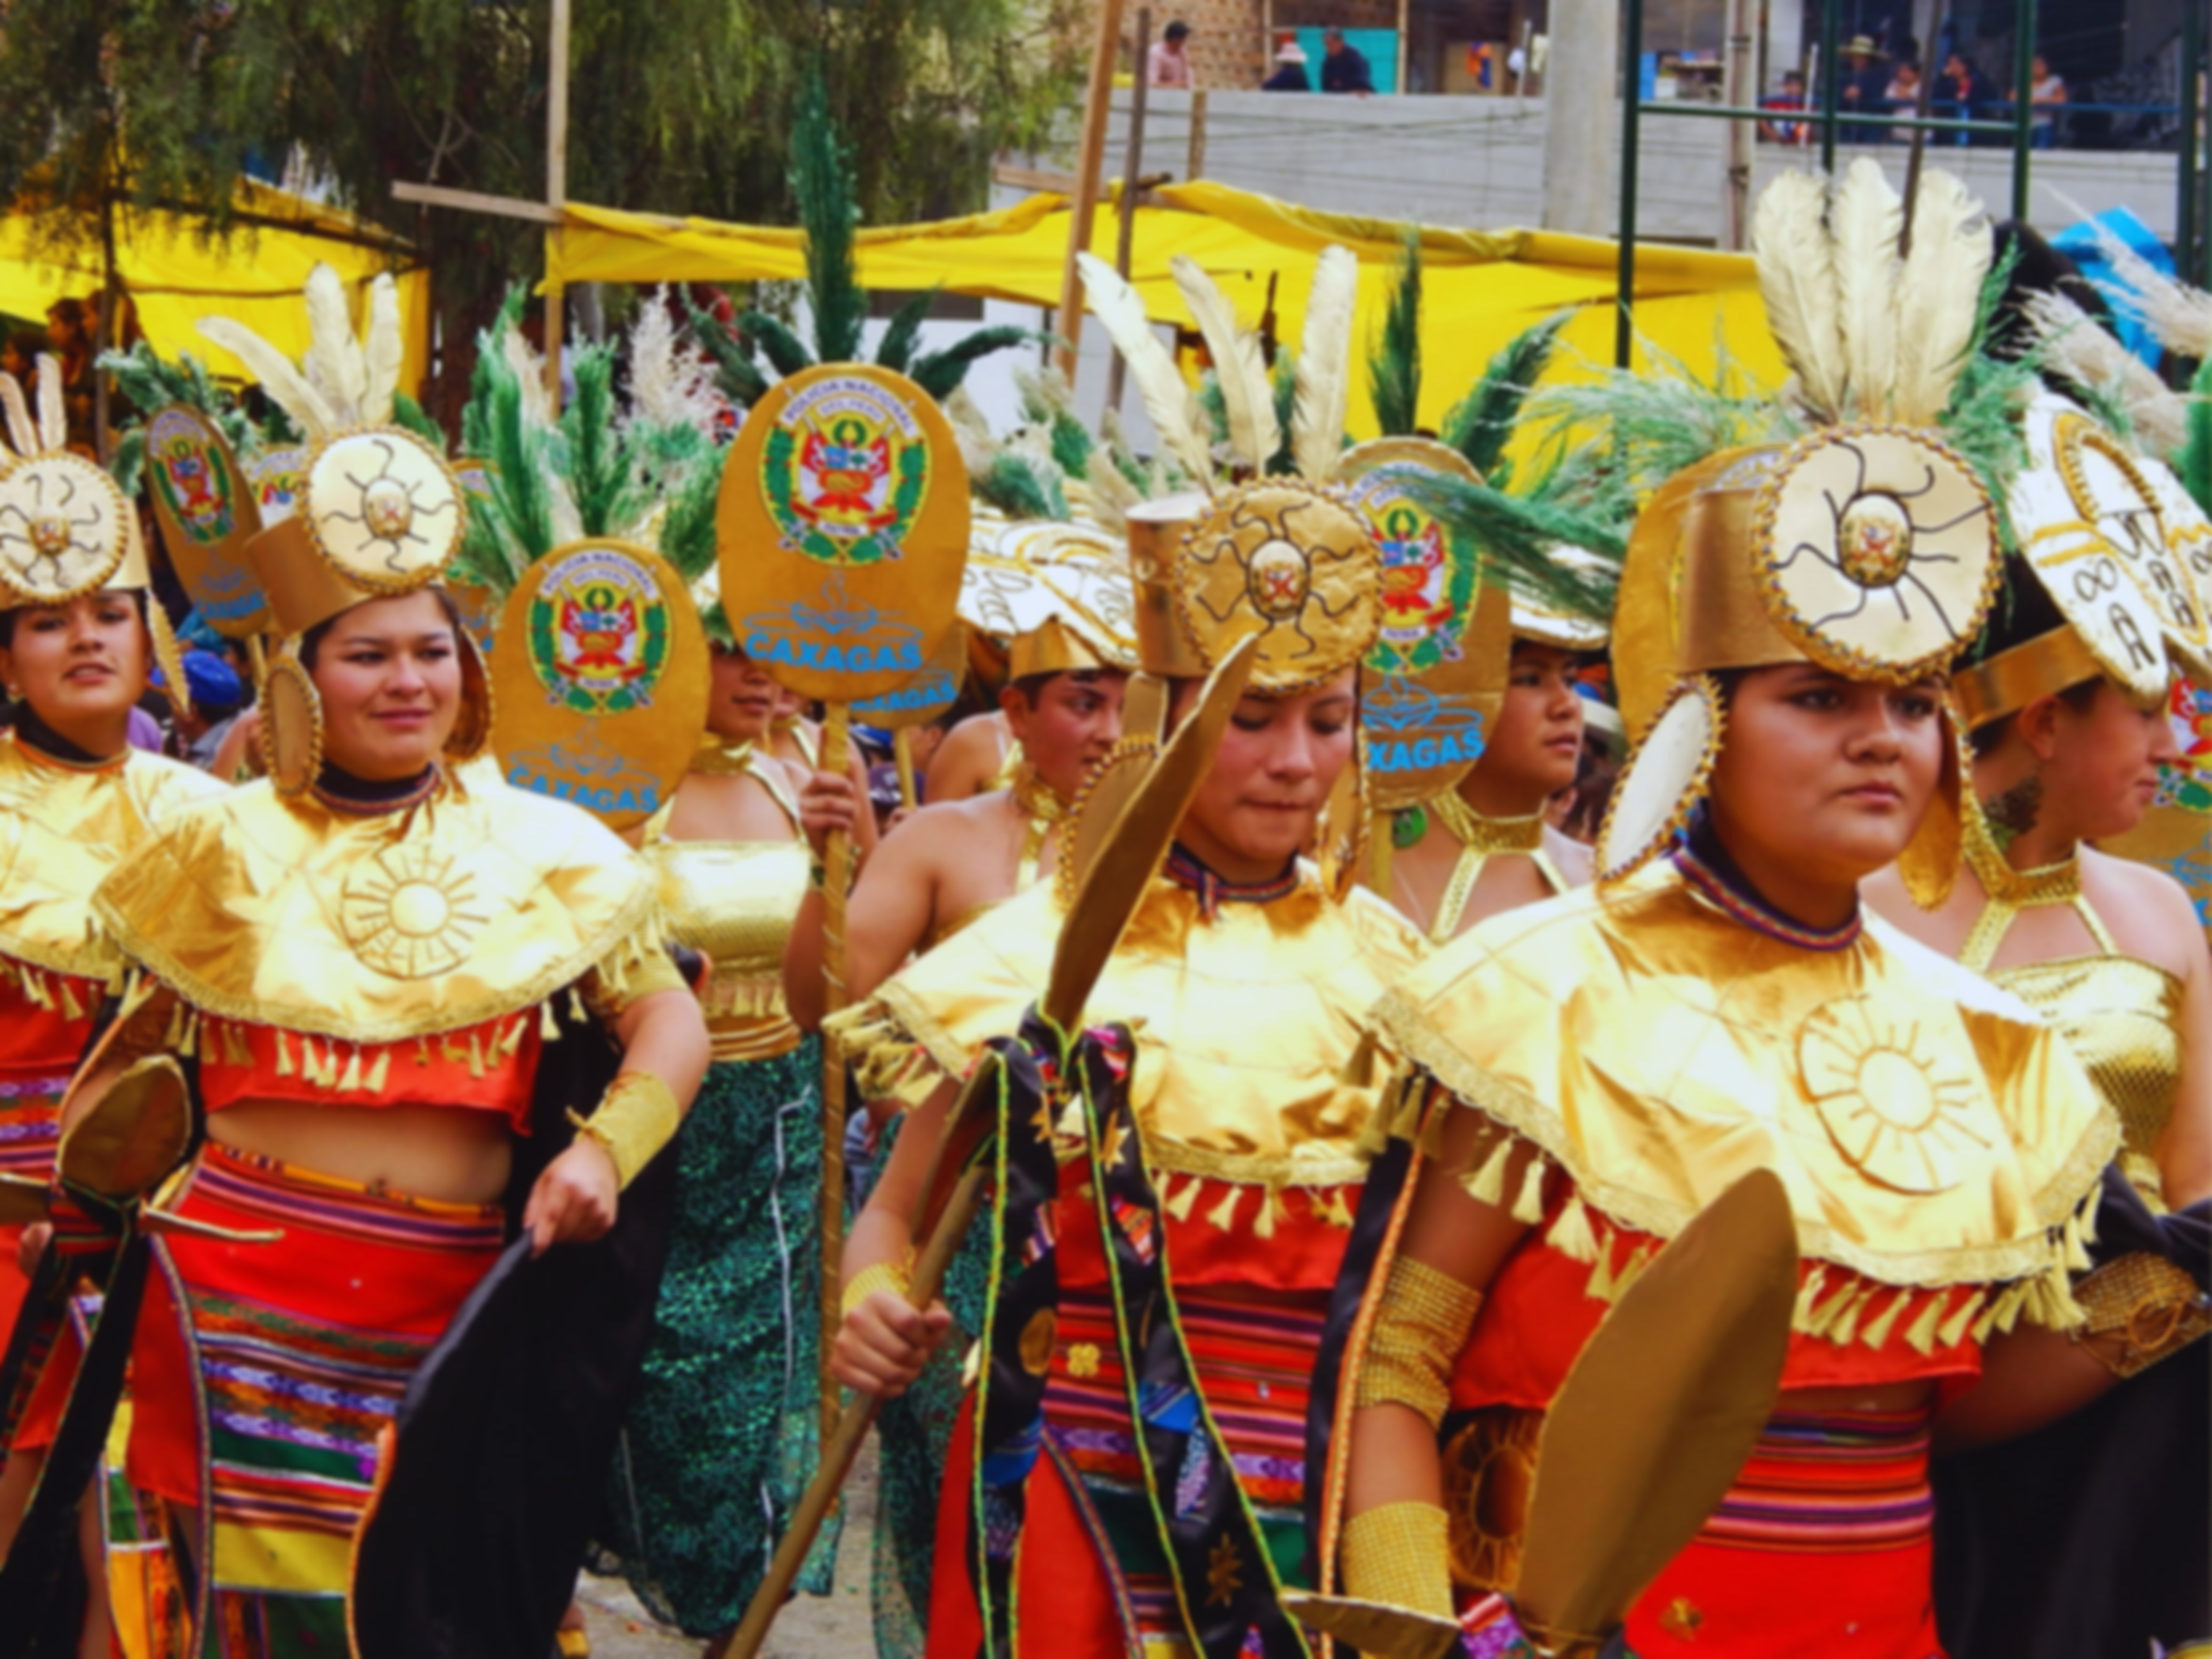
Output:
[1402,469,1624,623]
[683,294,771,409]
[1442,312,1571,482]
[559,343,645,536]
[740,309,816,380]
[391,393,448,452]
[912,328,1038,401]
[2184,357,2211,514]
[972,452,1067,521]
[875,289,936,374]
[1368,231,1422,438]
[792,68,864,366]
[1048,408,1093,477]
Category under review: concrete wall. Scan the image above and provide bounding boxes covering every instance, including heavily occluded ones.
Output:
[1085,86,2188,241]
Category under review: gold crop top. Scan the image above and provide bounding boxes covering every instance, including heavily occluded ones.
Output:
[1421,794,1567,946]
[1962,811,2183,1210]
[645,748,810,1062]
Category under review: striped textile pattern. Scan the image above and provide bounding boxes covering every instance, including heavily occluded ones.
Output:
[1702,1408,1935,1554]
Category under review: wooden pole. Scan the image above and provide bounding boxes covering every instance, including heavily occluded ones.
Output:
[816,702,854,1449]
[1721,0,1755,249]
[542,0,572,412]
[1187,88,1209,179]
[1104,9,1153,416]
[1055,0,1128,382]
[1396,0,1410,92]
[894,727,918,811]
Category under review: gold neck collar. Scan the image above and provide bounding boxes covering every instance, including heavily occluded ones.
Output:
[1434,792,1546,855]
[1962,793,2080,909]
[1010,764,1068,891]
[691,736,759,777]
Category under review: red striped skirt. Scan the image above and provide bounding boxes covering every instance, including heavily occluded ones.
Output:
[128,1142,503,1635]
[1623,1407,1943,1658]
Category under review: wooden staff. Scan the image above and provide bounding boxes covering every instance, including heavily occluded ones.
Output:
[893,726,919,811]
[815,700,853,1448]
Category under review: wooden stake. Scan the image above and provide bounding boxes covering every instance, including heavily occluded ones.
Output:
[1187,88,1209,179]
[543,0,572,411]
[816,702,854,1449]
[1396,0,1410,92]
[1104,9,1153,416]
[1055,0,1127,382]
[894,727,919,811]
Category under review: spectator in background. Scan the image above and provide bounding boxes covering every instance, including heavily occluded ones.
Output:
[1838,35,1892,141]
[1886,60,1923,141]
[1146,20,1193,88]
[1759,69,1809,142]
[1319,27,1375,95]
[163,649,248,769]
[1262,40,1311,92]
[1938,51,1997,145]
[2028,54,2067,148]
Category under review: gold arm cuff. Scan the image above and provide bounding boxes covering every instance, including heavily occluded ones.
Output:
[1355,1255,1485,1429]
[1952,628,2105,729]
[841,1255,915,1318]
[2067,1252,2211,1379]
[1339,1502,1456,1620]
[566,1070,681,1191]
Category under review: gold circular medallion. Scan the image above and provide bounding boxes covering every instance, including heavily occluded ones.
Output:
[1018,1307,1059,1376]
[340,842,490,980]
[0,453,130,603]
[304,428,465,596]
[1799,995,1991,1194]
[1757,427,1999,684]
[1596,675,1724,883]
[1175,480,1382,694]
[259,654,324,798]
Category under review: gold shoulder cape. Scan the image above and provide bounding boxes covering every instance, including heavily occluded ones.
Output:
[1373,862,2116,1304]
[0,736,228,984]
[833,868,1424,1198]
[96,768,660,1044]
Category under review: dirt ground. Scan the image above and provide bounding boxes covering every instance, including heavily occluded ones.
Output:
[579,1439,882,1658]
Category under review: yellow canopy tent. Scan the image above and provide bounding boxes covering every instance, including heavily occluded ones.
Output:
[0,179,429,396]
[548,178,1785,438]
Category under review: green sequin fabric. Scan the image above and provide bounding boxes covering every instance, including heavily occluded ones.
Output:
[595,1043,842,1635]
[866,1113,990,1659]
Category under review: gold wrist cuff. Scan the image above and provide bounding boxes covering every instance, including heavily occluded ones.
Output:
[841,1255,914,1318]
[2067,1251,2211,1379]
[1356,1255,1484,1428]
[1340,1502,1455,1619]
[566,1070,681,1191]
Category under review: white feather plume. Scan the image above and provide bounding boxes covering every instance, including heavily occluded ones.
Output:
[1751,171,1848,421]
[1890,170,1990,425]
[942,386,1003,480]
[32,353,64,453]
[302,264,367,427]
[197,317,339,439]
[2023,292,2188,457]
[1171,254,1279,474]
[501,327,554,429]
[1077,252,1214,490]
[623,291,720,438]
[0,374,35,457]
[1830,159,1902,418]
[1083,446,1142,532]
[362,274,404,426]
[1293,244,1359,483]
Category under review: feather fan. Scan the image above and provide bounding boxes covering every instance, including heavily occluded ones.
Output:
[1890,171,1989,425]
[1292,245,1359,483]
[197,318,340,439]
[1830,159,1902,418]
[1750,171,1847,420]
[33,355,64,452]
[303,264,367,426]
[1171,255,1278,473]
[363,275,404,426]
[0,374,35,457]
[1078,253,1214,488]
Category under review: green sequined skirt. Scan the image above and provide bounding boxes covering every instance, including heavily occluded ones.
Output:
[596,1042,842,1635]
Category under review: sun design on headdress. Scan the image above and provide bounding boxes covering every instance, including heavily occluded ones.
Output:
[0,454,127,600]
[339,843,491,980]
[306,429,464,594]
[1758,427,1998,683]
[1175,480,1381,694]
[1798,996,1993,1194]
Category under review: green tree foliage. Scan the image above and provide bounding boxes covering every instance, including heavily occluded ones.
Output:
[0,1,1082,423]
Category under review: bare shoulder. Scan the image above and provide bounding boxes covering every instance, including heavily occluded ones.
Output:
[881,789,1012,857]
[2081,846,2208,975]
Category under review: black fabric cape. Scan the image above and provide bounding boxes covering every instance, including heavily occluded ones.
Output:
[350,982,685,1659]
[1933,1166,2211,1659]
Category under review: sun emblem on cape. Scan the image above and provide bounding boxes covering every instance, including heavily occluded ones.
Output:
[1797,996,1993,1194]
[340,844,490,980]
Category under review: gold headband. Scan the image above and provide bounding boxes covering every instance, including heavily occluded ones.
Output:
[1952,626,2112,728]
[1007,615,1112,680]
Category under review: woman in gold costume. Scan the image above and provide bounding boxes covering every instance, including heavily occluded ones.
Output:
[1861,384,2212,1657]
[1330,166,2200,1659]
[0,363,226,1653]
[7,288,709,1657]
